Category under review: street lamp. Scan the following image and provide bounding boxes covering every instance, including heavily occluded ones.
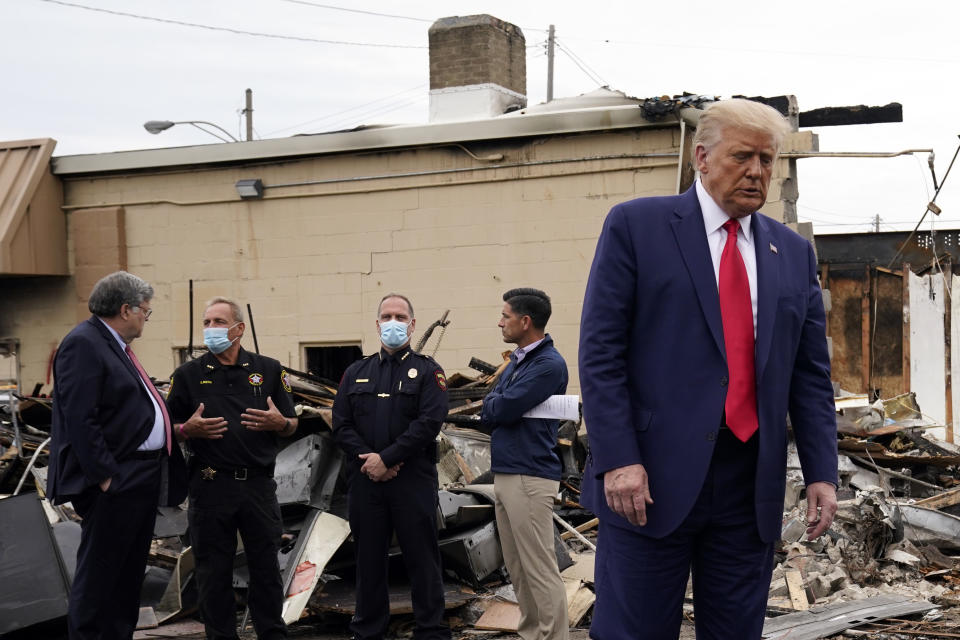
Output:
[143,120,240,143]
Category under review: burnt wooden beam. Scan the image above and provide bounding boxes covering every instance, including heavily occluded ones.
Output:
[733,95,903,127]
[736,95,792,116]
[799,103,903,127]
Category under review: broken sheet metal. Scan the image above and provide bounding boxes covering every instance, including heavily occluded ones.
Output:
[438,490,492,531]
[274,432,343,510]
[898,505,960,551]
[439,520,504,586]
[280,509,350,624]
[0,493,71,634]
[762,594,937,640]
[153,546,197,624]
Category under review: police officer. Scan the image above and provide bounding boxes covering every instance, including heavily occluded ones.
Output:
[332,293,451,640]
[167,297,297,640]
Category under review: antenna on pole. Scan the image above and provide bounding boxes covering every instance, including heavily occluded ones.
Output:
[243,89,254,141]
[546,25,555,102]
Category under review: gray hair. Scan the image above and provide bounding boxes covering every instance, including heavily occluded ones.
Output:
[205,297,245,323]
[88,271,154,317]
[692,99,792,154]
[378,293,414,319]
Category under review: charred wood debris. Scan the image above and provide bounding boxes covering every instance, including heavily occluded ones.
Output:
[2,339,960,638]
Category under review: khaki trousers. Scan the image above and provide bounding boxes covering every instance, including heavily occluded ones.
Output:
[494,473,570,640]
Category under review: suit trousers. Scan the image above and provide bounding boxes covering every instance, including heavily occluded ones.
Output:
[347,465,450,640]
[590,429,775,640]
[188,472,287,640]
[68,460,160,640]
[494,474,569,640]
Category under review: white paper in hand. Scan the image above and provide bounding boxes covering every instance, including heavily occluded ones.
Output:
[522,395,579,421]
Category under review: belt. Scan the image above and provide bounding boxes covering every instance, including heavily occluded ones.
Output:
[195,464,273,481]
[128,449,162,461]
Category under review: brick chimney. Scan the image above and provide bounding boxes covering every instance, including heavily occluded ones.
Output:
[428,15,527,122]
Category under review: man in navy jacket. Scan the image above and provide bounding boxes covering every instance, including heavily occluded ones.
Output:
[47,271,186,640]
[481,288,569,640]
[579,100,838,639]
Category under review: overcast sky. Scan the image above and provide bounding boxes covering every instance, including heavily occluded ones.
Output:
[4,0,959,236]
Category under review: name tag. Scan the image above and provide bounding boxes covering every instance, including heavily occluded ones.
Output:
[355,378,369,383]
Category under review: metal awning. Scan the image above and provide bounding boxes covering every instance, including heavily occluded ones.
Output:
[0,138,66,275]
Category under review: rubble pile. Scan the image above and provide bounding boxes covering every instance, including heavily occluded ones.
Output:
[3,364,960,637]
[762,391,960,639]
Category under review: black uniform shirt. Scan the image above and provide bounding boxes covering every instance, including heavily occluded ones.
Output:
[167,348,296,469]
[332,345,448,470]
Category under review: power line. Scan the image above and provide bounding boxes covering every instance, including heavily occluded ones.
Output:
[887,138,960,268]
[321,95,427,131]
[277,0,432,23]
[263,84,427,136]
[280,1,553,36]
[557,34,960,66]
[554,39,607,87]
[36,0,426,48]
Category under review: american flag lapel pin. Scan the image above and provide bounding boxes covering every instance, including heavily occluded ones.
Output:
[769,242,778,254]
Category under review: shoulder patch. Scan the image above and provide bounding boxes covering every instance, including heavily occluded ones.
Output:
[281,369,292,393]
[434,371,447,391]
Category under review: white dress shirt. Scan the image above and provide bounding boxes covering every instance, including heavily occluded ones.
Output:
[97,318,166,451]
[696,179,759,336]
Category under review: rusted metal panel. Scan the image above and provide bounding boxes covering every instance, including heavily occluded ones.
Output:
[872,270,905,398]
[826,274,867,393]
[860,266,871,392]
[903,262,911,394]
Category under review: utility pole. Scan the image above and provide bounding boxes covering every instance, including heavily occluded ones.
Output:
[243,88,254,141]
[874,214,881,233]
[546,25,555,102]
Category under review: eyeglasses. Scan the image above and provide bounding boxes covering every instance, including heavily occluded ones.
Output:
[131,305,153,320]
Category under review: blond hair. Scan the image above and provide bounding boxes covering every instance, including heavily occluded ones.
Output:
[693,99,791,153]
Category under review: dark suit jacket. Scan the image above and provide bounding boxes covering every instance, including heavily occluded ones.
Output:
[46,316,186,506]
[579,186,838,543]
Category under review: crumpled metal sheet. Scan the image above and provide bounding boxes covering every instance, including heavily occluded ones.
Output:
[762,594,937,640]
[274,432,343,510]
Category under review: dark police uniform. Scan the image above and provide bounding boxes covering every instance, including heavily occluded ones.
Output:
[332,346,450,640]
[167,347,296,640]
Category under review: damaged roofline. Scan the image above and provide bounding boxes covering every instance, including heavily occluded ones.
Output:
[51,104,680,176]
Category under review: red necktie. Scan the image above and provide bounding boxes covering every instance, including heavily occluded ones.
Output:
[126,345,173,455]
[719,219,758,442]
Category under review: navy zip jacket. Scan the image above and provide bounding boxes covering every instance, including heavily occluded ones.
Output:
[481,334,568,480]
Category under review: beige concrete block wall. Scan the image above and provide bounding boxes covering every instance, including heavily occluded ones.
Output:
[0,205,131,392]
[3,121,817,398]
[0,277,77,393]
[45,126,686,392]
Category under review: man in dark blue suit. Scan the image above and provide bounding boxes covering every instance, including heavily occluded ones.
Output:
[579,99,838,640]
[47,271,186,640]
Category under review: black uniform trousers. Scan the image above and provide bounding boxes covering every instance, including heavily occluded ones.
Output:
[188,469,286,640]
[347,463,449,640]
[591,427,775,640]
[68,459,161,640]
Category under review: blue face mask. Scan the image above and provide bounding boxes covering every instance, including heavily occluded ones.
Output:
[379,320,410,349]
[203,324,238,354]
